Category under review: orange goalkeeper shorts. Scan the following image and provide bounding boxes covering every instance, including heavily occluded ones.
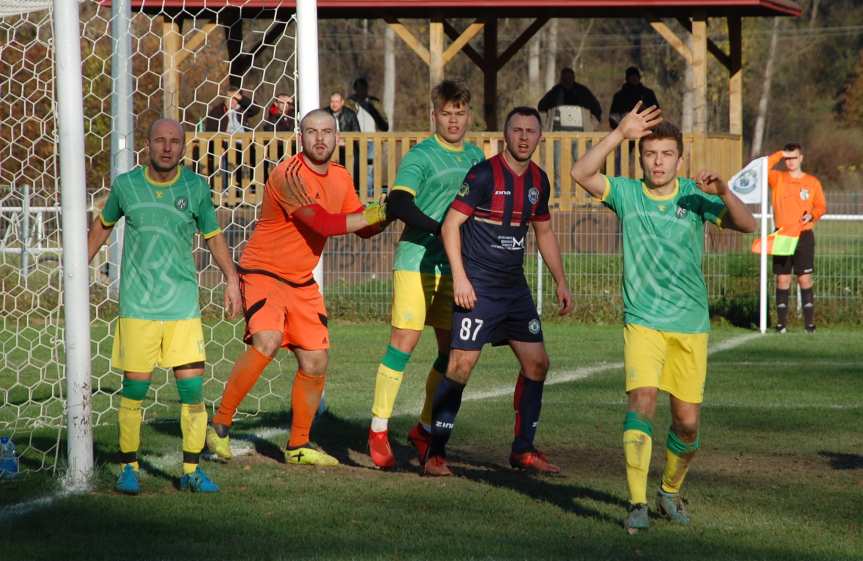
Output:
[239,269,329,351]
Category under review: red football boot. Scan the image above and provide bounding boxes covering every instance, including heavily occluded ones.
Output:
[368,428,396,470]
[509,449,561,474]
[423,455,452,477]
[407,423,431,466]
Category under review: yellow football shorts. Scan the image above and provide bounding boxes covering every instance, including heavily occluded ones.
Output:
[111,317,206,373]
[623,323,709,404]
[391,270,453,331]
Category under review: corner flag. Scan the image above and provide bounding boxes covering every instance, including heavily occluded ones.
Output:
[729,157,767,204]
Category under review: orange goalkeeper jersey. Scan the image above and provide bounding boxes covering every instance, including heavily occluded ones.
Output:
[767,151,827,232]
[240,153,362,283]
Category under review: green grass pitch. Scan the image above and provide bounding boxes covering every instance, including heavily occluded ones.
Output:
[1,322,861,561]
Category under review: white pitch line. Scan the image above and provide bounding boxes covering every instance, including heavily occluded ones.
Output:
[0,489,75,523]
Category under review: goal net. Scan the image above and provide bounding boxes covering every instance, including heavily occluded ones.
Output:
[0,0,300,478]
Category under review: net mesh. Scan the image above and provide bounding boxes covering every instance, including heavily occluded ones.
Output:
[0,1,300,474]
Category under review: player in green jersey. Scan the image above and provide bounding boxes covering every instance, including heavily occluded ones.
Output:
[367,81,485,469]
[87,118,242,495]
[571,103,756,532]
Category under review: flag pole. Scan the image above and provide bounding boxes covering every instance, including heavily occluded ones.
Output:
[758,157,769,334]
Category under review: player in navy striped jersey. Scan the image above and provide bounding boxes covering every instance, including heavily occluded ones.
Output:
[425,107,574,476]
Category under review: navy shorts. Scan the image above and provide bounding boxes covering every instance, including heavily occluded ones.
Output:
[451,284,543,350]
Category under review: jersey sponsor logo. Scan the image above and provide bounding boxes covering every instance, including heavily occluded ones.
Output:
[528,187,540,205]
[175,197,188,211]
[528,318,541,335]
[459,182,470,196]
[494,190,512,196]
[499,235,525,250]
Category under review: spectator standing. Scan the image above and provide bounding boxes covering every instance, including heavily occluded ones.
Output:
[609,67,660,129]
[205,88,259,133]
[326,91,361,172]
[537,68,602,130]
[347,78,390,196]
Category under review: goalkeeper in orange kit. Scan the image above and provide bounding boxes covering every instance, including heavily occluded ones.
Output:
[206,109,389,466]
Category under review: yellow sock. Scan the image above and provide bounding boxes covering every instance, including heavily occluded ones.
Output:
[420,368,444,428]
[371,365,404,420]
[623,428,653,505]
[661,430,700,494]
[371,345,411,425]
[181,403,207,474]
[118,397,142,465]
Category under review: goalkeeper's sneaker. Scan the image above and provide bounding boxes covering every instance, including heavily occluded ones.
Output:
[624,503,649,534]
[368,429,396,470]
[179,466,220,493]
[407,423,431,465]
[115,464,140,495]
[656,488,690,525]
[509,449,561,474]
[206,425,232,461]
[423,455,452,477]
[285,445,339,467]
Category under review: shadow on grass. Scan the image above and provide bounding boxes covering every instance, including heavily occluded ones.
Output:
[819,450,863,470]
[453,456,626,526]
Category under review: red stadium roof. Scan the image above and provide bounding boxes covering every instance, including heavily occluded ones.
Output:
[110,0,802,17]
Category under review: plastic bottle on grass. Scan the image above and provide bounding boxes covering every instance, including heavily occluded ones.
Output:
[0,436,19,479]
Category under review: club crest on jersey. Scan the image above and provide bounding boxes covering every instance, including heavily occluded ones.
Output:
[528,319,541,335]
[800,188,810,201]
[459,182,470,197]
[528,187,540,205]
[675,205,688,219]
[175,197,188,211]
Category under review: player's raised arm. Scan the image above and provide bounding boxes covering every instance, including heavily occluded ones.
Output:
[571,102,662,199]
[441,207,476,310]
[695,170,757,233]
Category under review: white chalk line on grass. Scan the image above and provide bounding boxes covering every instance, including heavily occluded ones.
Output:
[1,332,761,518]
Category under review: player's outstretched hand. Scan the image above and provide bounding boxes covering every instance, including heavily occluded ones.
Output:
[453,275,477,311]
[281,157,315,213]
[617,101,662,141]
[695,169,729,197]
[362,201,388,226]
[224,278,242,320]
[557,284,574,316]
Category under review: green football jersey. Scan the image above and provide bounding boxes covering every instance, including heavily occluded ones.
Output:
[602,176,727,333]
[100,166,221,320]
[391,135,485,274]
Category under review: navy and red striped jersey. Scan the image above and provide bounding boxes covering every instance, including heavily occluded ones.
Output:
[450,153,551,286]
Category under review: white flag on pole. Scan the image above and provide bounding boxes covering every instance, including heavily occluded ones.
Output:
[729,157,767,204]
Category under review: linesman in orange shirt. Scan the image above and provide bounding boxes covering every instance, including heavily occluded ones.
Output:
[767,143,827,333]
[206,109,389,466]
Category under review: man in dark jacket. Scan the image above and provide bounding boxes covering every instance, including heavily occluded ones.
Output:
[325,91,360,133]
[538,68,602,128]
[609,67,660,128]
[262,94,296,132]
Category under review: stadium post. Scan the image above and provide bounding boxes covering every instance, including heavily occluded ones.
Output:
[54,0,95,490]
[296,0,323,289]
[108,0,135,297]
[758,157,769,334]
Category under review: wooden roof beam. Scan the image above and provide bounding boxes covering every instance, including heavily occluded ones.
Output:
[385,18,430,65]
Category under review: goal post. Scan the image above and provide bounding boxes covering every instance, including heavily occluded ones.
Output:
[53,0,94,490]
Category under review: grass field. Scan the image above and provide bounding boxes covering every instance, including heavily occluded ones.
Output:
[1,322,862,561]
